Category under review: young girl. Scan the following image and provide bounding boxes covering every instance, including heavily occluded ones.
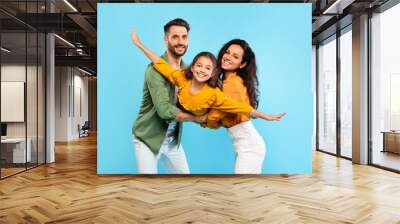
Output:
[130,28,284,124]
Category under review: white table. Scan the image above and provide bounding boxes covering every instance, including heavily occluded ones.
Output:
[1,138,31,163]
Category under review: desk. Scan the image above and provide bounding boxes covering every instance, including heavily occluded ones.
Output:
[382,131,400,154]
[1,138,31,163]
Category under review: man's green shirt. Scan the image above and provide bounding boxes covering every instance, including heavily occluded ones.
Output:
[133,53,187,154]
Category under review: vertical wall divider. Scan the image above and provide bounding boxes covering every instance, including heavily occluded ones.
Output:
[59,68,61,117]
[367,10,373,165]
[24,0,28,171]
[36,0,39,168]
[0,22,2,179]
[316,34,338,156]
[44,1,47,165]
[316,45,320,150]
[69,70,71,118]
[336,28,341,157]
[72,68,75,118]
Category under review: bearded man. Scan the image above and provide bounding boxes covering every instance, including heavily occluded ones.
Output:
[132,18,202,174]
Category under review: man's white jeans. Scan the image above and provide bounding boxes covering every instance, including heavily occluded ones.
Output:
[133,136,190,174]
[227,120,266,174]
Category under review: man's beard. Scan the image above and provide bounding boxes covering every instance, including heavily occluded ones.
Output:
[167,43,187,57]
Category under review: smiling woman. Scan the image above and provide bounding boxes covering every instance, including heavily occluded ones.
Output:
[204,39,271,173]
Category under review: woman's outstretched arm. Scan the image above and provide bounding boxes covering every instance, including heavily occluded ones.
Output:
[211,88,287,120]
[131,28,160,64]
[249,111,286,121]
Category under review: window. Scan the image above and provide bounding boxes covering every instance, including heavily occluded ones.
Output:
[339,28,352,158]
[371,3,400,171]
[317,36,337,154]
[0,1,47,179]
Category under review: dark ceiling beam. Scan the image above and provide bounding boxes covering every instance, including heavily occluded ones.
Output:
[55,47,97,57]
[67,13,97,38]
[323,0,356,14]
[312,14,352,44]
[57,0,97,44]
[9,13,83,32]
[86,0,97,11]
[0,8,38,31]
[374,0,400,12]
[1,12,96,47]
[311,0,370,41]
[68,14,97,46]
[55,55,96,69]
[121,0,253,1]
[312,15,335,33]
[312,0,356,34]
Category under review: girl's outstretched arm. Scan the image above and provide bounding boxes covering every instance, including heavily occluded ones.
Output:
[249,111,286,121]
[131,27,160,63]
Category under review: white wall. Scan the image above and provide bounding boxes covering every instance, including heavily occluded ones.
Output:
[55,66,89,141]
[55,66,69,141]
[72,73,89,138]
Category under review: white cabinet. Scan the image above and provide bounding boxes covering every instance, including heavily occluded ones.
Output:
[1,138,32,163]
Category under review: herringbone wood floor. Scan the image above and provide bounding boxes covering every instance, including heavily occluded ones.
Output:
[1,135,400,224]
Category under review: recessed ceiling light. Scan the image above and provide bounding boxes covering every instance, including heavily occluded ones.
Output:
[323,0,354,15]
[54,34,75,48]
[78,67,93,76]
[63,0,78,12]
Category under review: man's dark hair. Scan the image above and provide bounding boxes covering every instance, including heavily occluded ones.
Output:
[164,18,190,35]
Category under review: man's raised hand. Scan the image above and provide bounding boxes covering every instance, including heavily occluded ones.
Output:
[131,27,142,47]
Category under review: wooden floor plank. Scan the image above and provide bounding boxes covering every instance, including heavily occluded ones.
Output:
[0,135,400,223]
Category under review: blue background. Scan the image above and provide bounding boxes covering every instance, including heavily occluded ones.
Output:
[97,3,312,174]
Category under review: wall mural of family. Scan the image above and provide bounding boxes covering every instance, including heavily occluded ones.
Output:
[98,3,312,174]
[131,19,286,174]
